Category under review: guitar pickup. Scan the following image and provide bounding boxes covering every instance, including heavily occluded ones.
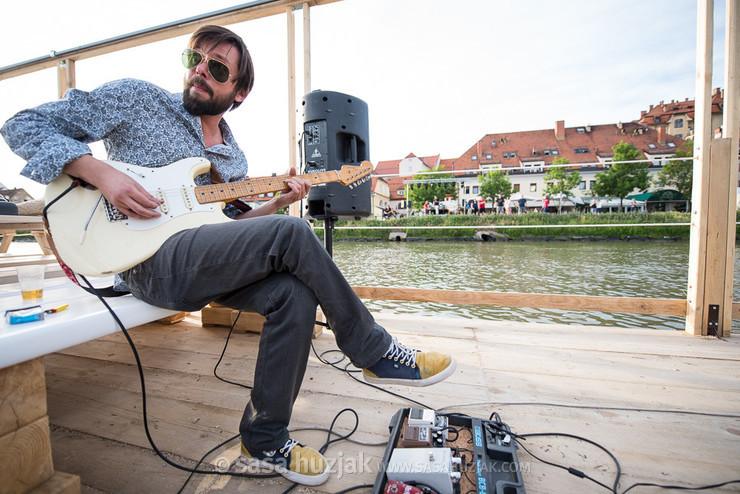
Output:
[181,186,193,210]
[155,189,170,214]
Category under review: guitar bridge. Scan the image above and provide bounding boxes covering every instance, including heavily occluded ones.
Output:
[103,199,128,222]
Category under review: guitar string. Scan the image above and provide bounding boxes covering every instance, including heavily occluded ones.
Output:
[127,169,364,201]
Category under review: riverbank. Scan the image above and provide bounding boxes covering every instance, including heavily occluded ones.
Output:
[313,211,706,241]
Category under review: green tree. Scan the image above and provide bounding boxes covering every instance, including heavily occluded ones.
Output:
[406,165,457,212]
[479,169,513,203]
[592,141,650,212]
[544,158,581,213]
[654,140,693,205]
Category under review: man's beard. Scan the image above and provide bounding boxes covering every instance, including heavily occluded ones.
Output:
[182,76,237,116]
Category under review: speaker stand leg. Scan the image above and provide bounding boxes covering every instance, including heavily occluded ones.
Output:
[323,216,336,258]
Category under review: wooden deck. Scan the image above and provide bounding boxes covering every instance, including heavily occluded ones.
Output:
[43,312,740,494]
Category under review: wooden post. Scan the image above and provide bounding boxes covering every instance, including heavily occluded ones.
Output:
[287,6,300,218]
[303,2,311,96]
[686,0,714,335]
[722,0,740,336]
[704,138,733,336]
[56,58,75,99]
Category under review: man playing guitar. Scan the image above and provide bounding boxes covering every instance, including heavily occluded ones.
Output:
[1,25,455,487]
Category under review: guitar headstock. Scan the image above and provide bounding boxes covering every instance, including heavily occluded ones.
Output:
[338,161,373,187]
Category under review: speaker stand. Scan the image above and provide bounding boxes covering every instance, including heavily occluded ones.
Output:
[323,216,337,258]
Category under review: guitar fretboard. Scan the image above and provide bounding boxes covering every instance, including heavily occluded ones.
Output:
[194,170,342,204]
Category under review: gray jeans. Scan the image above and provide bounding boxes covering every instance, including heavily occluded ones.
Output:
[121,215,391,451]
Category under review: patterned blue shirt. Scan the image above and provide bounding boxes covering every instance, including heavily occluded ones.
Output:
[1,78,249,218]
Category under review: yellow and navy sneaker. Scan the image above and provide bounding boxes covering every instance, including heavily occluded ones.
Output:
[241,438,329,486]
[362,337,456,387]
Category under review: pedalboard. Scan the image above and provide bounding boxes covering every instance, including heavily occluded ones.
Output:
[374,407,526,494]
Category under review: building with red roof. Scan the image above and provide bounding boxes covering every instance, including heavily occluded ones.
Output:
[637,87,724,139]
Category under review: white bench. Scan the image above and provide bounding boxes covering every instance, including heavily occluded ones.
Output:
[0,276,178,369]
[0,272,178,494]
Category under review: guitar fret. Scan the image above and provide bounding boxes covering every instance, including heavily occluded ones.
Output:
[193,161,371,204]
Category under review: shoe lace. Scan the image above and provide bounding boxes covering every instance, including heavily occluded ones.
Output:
[386,338,417,368]
[279,438,299,457]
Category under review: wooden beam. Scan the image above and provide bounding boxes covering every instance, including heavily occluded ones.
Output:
[303,2,312,95]
[351,286,688,317]
[686,0,715,335]
[287,6,300,218]
[56,59,75,100]
[703,139,732,336]
[0,0,342,82]
[722,0,740,336]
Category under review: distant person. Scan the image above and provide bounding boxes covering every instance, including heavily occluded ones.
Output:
[433,195,440,214]
[630,198,637,213]
[596,199,604,213]
[496,195,505,214]
[471,198,479,215]
[478,197,486,215]
[542,196,550,213]
[590,198,597,213]
[518,196,526,213]
[505,197,512,215]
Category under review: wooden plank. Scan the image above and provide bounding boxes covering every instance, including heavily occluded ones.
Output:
[40,312,740,494]
[704,139,732,336]
[722,0,740,338]
[31,471,80,494]
[231,310,266,334]
[0,415,54,492]
[0,215,45,230]
[49,427,190,494]
[352,286,688,316]
[156,312,190,325]
[56,59,76,100]
[31,232,54,256]
[0,255,58,268]
[0,0,343,82]
[0,230,15,253]
[0,358,47,436]
[686,0,716,335]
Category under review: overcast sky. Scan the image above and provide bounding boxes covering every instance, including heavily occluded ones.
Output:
[0,0,729,198]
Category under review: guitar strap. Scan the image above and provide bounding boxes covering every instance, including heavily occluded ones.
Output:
[42,180,129,297]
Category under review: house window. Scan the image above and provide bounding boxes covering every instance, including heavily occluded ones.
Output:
[472,155,478,160]
[464,186,470,194]
[486,154,492,159]
[675,118,684,128]
[574,147,589,154]
[578,181,586,190]
[472,186,479,194]
[397,189,405,197]
[503,152,517,159]
[667,142,676,148]
[577,128,585,133]
[529,183,537,192]
[648,143,656,149]
[589,180,596,189]
[513,184,521,192]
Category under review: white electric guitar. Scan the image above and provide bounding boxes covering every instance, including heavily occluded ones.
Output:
[44,157,371,276]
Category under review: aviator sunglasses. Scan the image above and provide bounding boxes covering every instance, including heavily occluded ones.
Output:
[181,48,232,83]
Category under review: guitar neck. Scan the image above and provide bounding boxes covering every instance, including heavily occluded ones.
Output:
[194,170,341,204]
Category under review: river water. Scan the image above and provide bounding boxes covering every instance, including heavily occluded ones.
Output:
[330,240,740,332]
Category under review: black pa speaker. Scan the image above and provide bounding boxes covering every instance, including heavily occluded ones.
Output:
[301,90,371,220]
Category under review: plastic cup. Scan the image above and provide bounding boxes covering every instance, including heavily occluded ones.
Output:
[16,265,45,301]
